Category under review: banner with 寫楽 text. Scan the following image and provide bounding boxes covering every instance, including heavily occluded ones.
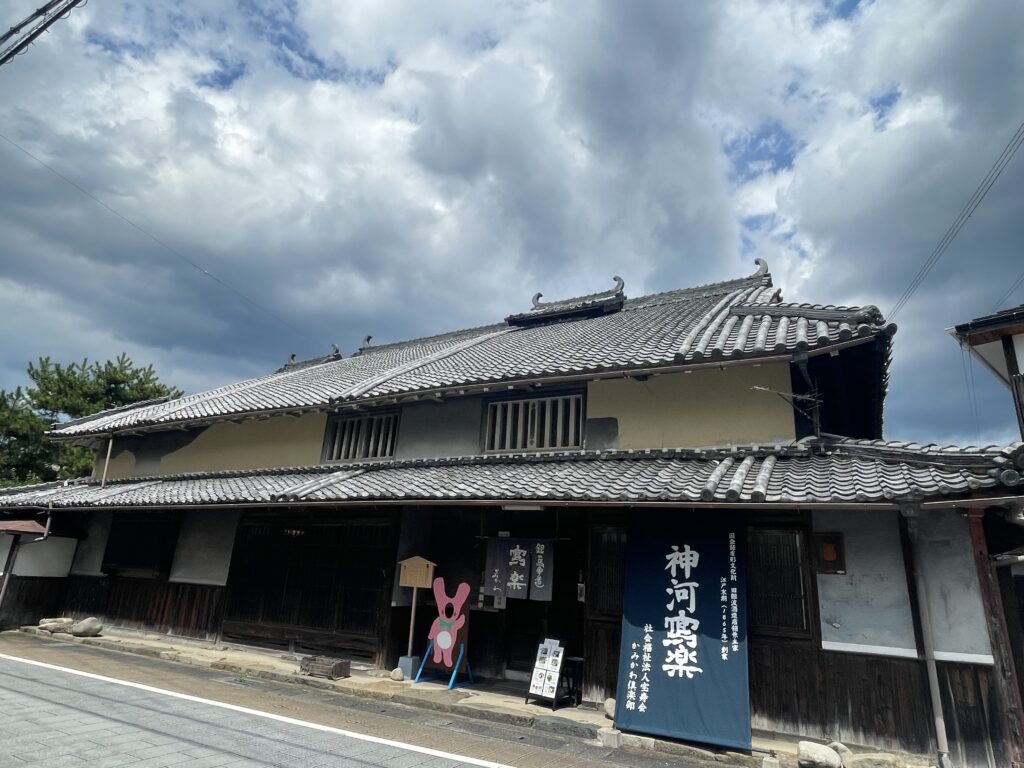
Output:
[614,514,750,750]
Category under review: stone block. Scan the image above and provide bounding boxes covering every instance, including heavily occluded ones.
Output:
[828,742,854,766]
[798,741,842,768]
[397,655,420,680]
[597,727,622,749]
[71,617,103,637]
[846,755,899,768]
[390,667,404,681]
[603,697,616,719]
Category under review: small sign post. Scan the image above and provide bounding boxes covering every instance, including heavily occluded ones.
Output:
[397,556,435,679]
[525,638,572,710]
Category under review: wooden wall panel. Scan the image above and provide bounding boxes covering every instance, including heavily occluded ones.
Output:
[63,575,224,640]
[749,639,1011,767]
[0,576,68,630]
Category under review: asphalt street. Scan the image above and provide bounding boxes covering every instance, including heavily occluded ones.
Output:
[0,634,708,768]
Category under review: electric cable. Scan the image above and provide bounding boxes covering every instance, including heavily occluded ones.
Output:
[888,119,1024,321]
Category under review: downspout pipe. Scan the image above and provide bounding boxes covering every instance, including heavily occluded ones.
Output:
[902,506,954,768]
[0,533,22,625]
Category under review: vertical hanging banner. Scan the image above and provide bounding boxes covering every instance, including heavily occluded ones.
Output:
[614,513,750,750]
[529,539,554,602]
[484,539,556,601]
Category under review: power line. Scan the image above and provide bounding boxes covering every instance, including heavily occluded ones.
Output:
[990,262,1024,311]
[888,118,1024,321]
[0,130,302,335]
[0,0,83,69]
[959,344,981,446]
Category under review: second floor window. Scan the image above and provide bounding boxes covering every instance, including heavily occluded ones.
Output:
[324,412,399,462]
[484,393,584,452]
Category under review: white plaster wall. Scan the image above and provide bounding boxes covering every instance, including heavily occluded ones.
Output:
[70,511,113,577]
[169,510,240,586]
[813,510,917,657]
[919,510,993,663]
[1,536,78,577]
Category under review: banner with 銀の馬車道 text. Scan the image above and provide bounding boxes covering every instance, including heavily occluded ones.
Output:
[614,514,750,750]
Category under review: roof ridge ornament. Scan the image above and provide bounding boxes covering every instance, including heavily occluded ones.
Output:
[509,276,626,327]
[531,275,624,310]
[753,258,769,276]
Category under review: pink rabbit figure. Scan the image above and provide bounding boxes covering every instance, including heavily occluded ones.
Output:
[427,577,470,668]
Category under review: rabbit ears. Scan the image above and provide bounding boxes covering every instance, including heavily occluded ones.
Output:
[432,576,471,611]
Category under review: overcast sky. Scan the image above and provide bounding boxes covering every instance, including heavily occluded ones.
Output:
[1,0,1022,445]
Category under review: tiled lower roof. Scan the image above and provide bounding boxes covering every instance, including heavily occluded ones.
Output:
[49,260,895,439]
[2,439,1021,510]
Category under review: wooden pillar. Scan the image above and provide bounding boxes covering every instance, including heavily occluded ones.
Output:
[967,508,1024,767]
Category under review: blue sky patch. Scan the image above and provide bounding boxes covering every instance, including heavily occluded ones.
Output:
[870,88,901,128]
[197,57,248,90]
[240,0,392,85]
[725,121,801,182]
[827,0,864,19]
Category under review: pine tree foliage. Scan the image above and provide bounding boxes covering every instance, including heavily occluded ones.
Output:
[0,355,181,487]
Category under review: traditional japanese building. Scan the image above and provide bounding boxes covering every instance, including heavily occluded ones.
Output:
[1,260,1022,766]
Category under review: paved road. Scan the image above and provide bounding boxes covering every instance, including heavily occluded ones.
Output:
[0,653,494,768]
[0,634,706,768]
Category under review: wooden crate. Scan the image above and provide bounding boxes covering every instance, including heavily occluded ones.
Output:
[299,655,350,680]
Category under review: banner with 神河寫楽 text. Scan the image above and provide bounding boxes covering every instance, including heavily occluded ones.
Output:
[614,514,750,750]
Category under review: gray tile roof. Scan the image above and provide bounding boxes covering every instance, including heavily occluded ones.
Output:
[50,259,896,439]
[3,438,1020,510]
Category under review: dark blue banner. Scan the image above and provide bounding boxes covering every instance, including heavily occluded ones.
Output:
[614,514,750,750]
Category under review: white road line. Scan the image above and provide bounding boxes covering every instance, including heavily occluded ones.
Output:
[0,652,513,768]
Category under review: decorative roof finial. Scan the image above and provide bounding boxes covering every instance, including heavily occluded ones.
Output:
[531,292,544,308]
[753,258,769,276]
[361,335,373,349]
[612,276,625,293]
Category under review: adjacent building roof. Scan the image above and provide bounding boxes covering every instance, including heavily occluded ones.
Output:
[3,438,1020,510]
[50,259,897,441]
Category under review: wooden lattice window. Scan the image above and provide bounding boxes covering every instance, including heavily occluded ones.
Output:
[746,528,812,637]
[484,393,584,452]
[323,412,399,462]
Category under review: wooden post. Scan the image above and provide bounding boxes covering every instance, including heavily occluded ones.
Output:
[903,512,952,768]
[967,508,1024,767]
[407,585,418,658]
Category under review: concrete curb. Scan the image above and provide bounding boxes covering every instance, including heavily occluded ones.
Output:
[16,627,765,767]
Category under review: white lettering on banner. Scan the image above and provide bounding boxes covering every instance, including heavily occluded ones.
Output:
[534,543,546,588]
[728,533,739,653]
[666,579,698,613]
[663,545,703,679]
[507,571,527,592]
[509,545,527,567]
[665,544,699,580]
[639,623,653,713]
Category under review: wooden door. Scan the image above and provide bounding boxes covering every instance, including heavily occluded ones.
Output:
[583,524,626,703]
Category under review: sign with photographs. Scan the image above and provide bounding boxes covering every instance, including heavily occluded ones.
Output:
[528,638,564,699]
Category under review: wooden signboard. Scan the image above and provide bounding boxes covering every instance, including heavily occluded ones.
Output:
[399,556,435,589]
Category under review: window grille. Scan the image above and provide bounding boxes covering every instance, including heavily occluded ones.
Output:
[484,394,584,452]
[746,528,812,636]
[324,412,399,462]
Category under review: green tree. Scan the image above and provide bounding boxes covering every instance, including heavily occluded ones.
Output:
[0,354,182,487]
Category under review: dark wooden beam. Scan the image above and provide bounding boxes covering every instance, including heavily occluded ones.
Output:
[967,508,1024,767]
